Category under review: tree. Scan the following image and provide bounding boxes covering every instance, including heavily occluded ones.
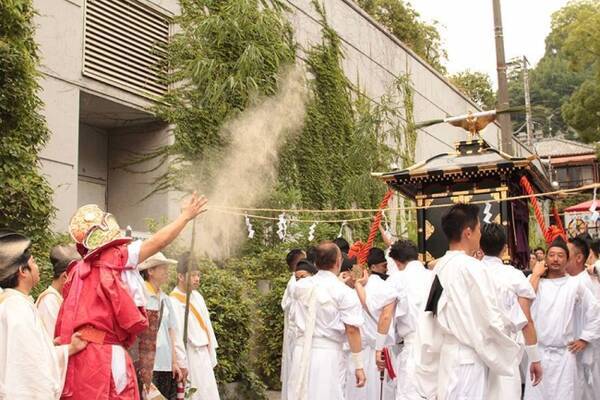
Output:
[356,0,447,73]
[152,0,296,192]
[0,1,56,271]
[507,0,599,140]
[450,70,496,110]
[562,79,600,142]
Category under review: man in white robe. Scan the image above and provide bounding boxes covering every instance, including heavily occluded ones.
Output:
[36,244,80,336]
[375,239,432,400]
[479,223,543,399]
[525,236,600,400]
[170,252,220,400]
[0,231,87,399]
[280,249,306,400]
[288,242,365,400]
[566,236,600,400]
[413,204,521,400]
[349,247,401,400]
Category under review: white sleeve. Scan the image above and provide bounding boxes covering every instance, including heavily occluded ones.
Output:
[338,286,364,327]
[579,284,600,343]
[166,298,187,369]
[125,240,143,269]
[37,295,60,337]
[509,269,536,300]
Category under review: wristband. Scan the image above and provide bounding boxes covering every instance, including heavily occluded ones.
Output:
[375,333,387,351]
[525,344,541,363]
[350,352,364,370]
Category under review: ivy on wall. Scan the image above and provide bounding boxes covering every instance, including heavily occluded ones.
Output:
[0,0,56,295]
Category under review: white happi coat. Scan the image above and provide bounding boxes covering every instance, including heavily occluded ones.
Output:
[171,287,220,400]
[524,275,600,400]
[0,289,69,399]
[35,285,63,336]
[390,260,433,400]
[414,251,520,400]
[288,270,363,400]
[281,274,296,400]
[573,270,600,400]
[481,256,536,400]
[346,273,404,400]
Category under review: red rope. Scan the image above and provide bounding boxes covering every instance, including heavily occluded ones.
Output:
[553,205,565,233]
[357,189,394,264]
[520,176,566,244]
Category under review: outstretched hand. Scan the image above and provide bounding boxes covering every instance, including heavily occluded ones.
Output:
[181,192,208,221]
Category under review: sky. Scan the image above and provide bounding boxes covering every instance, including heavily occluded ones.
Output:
[409,0,570,87]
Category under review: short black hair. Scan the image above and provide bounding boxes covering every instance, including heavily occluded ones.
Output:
[315,242,340,270]
[306,246,317,263]
[333,237,350,254]
[0,269,21,289]
[569,236,590,262]
[176,251,200,275]
[389,239,418,263]
[590,239,600,258]
[286,249,305,271]
[441,203,480,243]
[534,247,545,254]
[480,223,506,257]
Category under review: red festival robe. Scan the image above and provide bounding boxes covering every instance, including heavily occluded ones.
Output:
[55,240,148,399]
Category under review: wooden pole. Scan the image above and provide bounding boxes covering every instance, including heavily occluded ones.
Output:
[493,0,514,155]
[183,218,196,345]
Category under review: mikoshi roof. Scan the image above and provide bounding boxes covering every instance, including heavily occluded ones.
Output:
[377,138,553,199]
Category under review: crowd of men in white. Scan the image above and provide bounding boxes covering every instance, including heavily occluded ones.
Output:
[280,203,600,400]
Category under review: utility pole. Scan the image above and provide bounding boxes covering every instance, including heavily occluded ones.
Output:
[493,0,513,154]
[521,56,534,146]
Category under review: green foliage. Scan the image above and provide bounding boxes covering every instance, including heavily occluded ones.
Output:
[199,262,267,399]
[0,0,56,281]
[450,70,496,110]
[562,79,600,142]
[152,0,296,193]
[254,273,289,389]
[508,0,600,141]
[356,0,447,73]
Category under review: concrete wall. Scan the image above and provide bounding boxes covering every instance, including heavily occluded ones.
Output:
[34,0,517,232]
[34,0,180,231]
[286,0,503,161]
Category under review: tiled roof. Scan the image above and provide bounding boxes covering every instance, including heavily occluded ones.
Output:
[534,137,596,157]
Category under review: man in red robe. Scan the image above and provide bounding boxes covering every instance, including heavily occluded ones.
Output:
[55,193,208,400]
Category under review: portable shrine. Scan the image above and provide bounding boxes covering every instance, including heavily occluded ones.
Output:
[378,110,554,268]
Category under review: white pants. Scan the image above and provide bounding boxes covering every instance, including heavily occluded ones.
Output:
[524,346,577,400]
[188,345,220,400]
[439,340,487,400]
[395,342,421,400]
[288,338,345,400]
[577,345,600,400]
[486,359,521,400]
[345,345,395,400]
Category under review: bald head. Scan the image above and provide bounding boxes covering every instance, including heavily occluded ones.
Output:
[315,241,341,271]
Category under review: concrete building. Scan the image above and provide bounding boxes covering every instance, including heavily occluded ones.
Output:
[35,0,519,233]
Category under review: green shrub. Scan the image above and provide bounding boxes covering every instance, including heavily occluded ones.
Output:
[199,262,267,400]
[0,0,56,296]
[254,272,289,389]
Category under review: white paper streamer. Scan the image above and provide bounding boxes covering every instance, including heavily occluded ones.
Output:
[338,220,347,238]
[277,213,288,240]
[244,213,255,239]
[590,188,599,223]
[483,202,493,224]
[308,223,317,242]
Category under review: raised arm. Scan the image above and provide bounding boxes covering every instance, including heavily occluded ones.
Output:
[138,192,208,263]
[528,261,547,293]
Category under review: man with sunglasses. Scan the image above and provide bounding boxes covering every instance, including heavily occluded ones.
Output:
[0,231,88,399]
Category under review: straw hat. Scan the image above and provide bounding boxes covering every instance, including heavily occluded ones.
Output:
[137,252,177,271]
